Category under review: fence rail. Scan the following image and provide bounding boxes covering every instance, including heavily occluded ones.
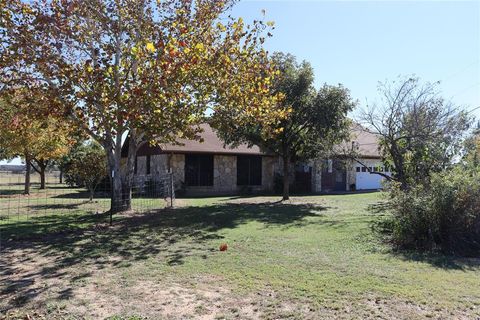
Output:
[0,171,174,246]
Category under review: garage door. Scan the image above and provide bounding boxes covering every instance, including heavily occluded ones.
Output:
[355,165,390,190]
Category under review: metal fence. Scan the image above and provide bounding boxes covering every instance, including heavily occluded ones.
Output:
[0,171,174,245]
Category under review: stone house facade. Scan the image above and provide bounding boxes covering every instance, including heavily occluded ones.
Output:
[127,124,388,196]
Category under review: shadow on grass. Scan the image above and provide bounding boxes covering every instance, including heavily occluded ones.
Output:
[51,189,111,199]
[27,202,90,211]
[0,211,107,240]
[395,251,480,271]
[367,201,392,215]
[0,189,25,196]
[0,201,327,311]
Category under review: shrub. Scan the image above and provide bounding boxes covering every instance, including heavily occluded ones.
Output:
[386,167,480,255]
[63,142,108,200]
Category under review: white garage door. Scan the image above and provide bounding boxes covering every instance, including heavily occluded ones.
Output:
[355,165,390,190]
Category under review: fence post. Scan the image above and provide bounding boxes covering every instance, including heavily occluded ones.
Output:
[169,171,174,208]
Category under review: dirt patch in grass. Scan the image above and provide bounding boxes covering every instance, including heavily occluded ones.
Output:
[3,241,470,320]
[1,245,309,319]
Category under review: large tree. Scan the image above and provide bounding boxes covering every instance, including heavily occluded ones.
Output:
[214,53,356,200]
[360,77,471,189]
[0,89,75,193]
[1,0,284,212]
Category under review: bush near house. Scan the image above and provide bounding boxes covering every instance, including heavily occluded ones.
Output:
[386,167,480,255]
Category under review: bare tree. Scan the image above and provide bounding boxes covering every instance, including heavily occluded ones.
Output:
[359,77,471,189]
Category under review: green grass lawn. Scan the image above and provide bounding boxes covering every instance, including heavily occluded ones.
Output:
[0,176,168,239]
[1,193,479,319]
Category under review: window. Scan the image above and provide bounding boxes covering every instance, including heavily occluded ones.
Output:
[237,155,262,186]
[146,155,151,175]
[361,167,367,172]
[185,154,214,186]
[356,167,361,172]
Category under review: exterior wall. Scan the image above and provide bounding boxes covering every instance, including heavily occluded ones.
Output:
[311,159,323,193]
[262,156,276,192]
[170,154,185,191]
[345,159,356,191]
[310,157,383,193]
[151,154,169,175]
[133,154,169,184]
[132,153,384,195]
[273,157,296,184]
[134,153,275,196]
[213,155,237,193]
[131,154,170,196]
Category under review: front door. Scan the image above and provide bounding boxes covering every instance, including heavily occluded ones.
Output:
[334,164,346,191]
[321,160,346,192]
[294,165,312,193]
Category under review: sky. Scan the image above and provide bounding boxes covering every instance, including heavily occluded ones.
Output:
[230,0,480,117]
[2,0,479,165]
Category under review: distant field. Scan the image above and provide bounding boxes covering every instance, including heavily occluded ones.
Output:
[0,172,59,185]
[1,193,479,319]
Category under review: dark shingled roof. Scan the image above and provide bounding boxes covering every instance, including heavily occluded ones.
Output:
[159,124,264,155]
[133,123,382,158]
[136,124,265,156]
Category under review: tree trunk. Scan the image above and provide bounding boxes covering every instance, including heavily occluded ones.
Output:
[121,178,132,210]
[106,130,140,214]
[36,160,48,190]
[24,157,31,195]
[109,157,125,213]
[40,169,46,189]
[59,168,63,184]
[282,154,290,201]
[89,186,94,202]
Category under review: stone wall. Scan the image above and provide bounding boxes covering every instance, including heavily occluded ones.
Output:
[132,154,384,195]
[170,154,185,191]
[311,159,323,193]
[133,154,169,183]
[213,155,237,193]
[262,156,276,191]
[134,153,276,196]
[151,154,169,175]
[345,159,356,191]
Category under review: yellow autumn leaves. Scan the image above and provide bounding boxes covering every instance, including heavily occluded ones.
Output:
[146,42,156,53]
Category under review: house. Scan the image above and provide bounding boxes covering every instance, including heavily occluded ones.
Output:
[127,123,390,196]
[310,124,391,192]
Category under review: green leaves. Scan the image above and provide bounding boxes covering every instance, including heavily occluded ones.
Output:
[215,52,355,162]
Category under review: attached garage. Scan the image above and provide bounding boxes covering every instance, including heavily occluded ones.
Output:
[355,164,390,190]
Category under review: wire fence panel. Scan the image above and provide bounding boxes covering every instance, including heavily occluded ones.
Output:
[0,171,174,247]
